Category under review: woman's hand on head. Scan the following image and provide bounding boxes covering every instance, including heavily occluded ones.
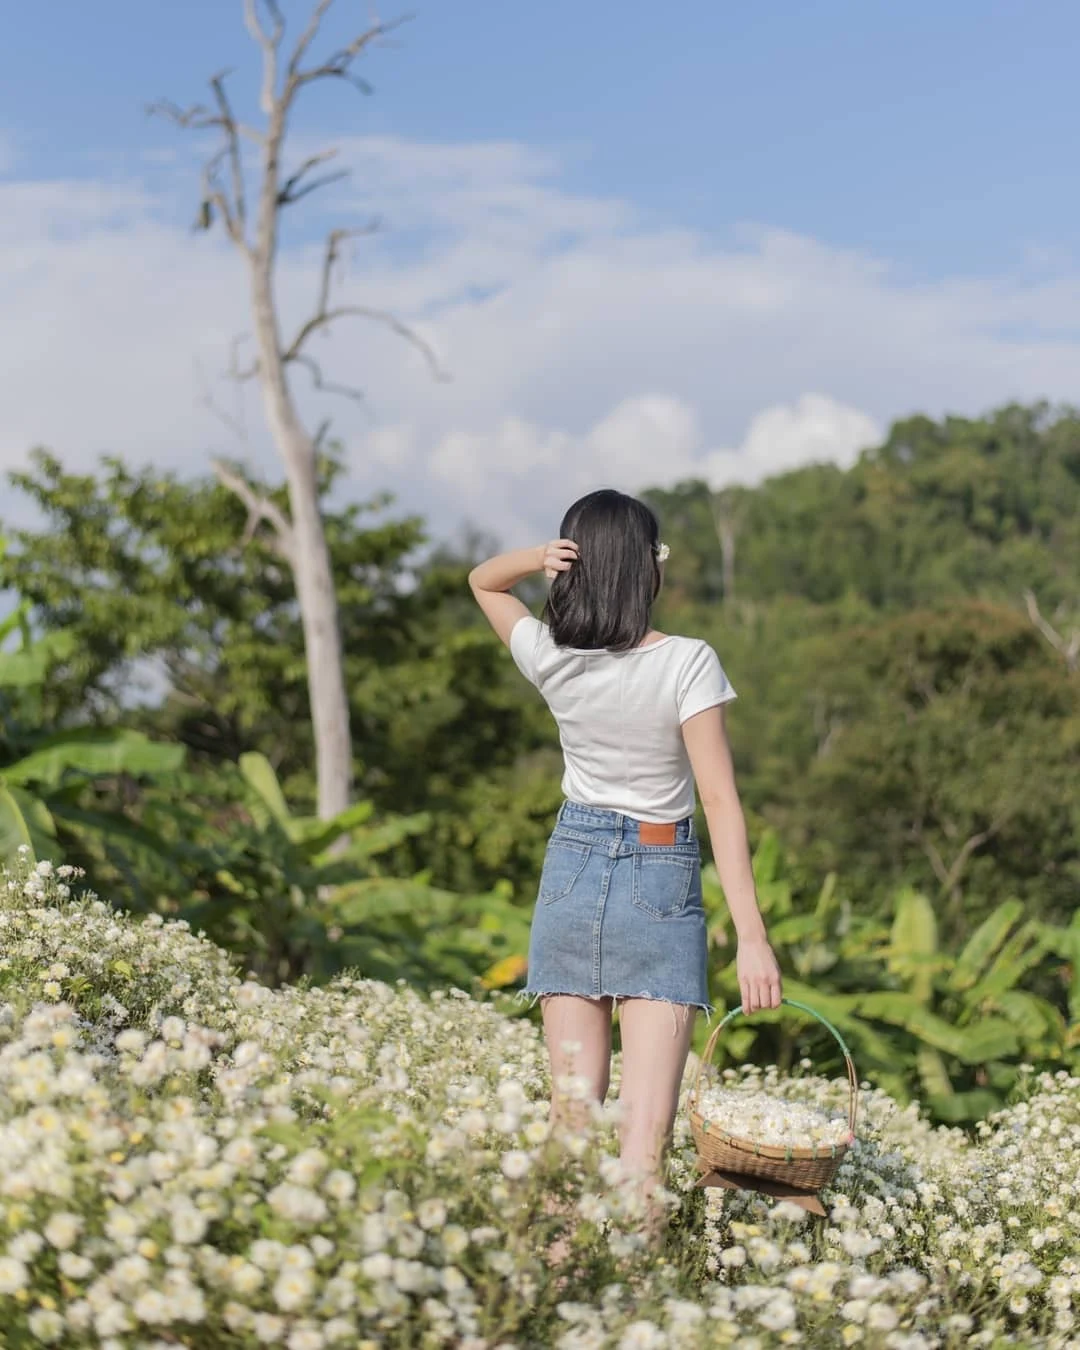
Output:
[736,937,783,1015]
[542,538,579,580]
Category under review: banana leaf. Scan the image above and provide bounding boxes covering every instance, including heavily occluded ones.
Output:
[887,888,938,1002]
[966,921,1049,1005]
[948,900,1025,993]
[238,752,293,833]
[6,730,185,789]
[855,991,1019,1062]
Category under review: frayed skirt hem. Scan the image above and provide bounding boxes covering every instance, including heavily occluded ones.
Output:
[513,986,714,1030]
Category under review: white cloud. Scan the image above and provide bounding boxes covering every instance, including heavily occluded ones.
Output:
[702,395,881,487]
[0,135,1078,545]
[413,392,879,543]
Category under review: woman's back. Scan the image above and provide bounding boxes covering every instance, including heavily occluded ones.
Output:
[510,616,735,824]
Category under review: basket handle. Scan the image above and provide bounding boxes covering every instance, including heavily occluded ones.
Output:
[689,997,859,1137]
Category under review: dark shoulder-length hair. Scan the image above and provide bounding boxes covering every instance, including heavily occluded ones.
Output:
[543,489,661,651]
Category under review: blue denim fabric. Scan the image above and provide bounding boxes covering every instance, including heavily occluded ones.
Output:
[520,800,712,1014]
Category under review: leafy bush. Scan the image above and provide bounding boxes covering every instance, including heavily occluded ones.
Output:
[702,833,1075,1122]
[1,854,1079,1347]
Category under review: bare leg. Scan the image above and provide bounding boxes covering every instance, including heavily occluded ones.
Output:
[540,994,613,1127]
[616,998,697,1233]
[539,994,612,1272]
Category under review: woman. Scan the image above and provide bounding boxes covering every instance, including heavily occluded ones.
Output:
[468,488,782,1210]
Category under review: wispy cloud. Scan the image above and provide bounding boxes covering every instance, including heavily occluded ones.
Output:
[1,135,1079,542]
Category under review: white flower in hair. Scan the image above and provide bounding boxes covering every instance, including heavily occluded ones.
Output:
[655,542,670,562]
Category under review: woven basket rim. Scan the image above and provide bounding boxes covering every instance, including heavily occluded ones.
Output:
[689,1107,853,1162]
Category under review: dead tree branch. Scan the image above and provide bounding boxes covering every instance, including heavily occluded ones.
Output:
[210,71,247,235]
[151,69,253,253]
[196,359,249,445]
[285,8,410,99]
[282,227,446,379]
[290,352,366,404]
[211,458,296,563]
[1023,588,1080,673]
[228,334,260,384]
[243,0,285,113]
[146,96,264,145]
[288,0,337,76]
[278,149,349,206]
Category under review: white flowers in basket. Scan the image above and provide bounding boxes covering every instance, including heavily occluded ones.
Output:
[695,1085,852,1149]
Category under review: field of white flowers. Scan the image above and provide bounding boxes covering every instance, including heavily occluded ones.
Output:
[0,853,1078,1349]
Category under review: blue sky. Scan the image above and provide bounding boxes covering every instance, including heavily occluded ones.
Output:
[2,1,1080,542]
[7,0,1079,275]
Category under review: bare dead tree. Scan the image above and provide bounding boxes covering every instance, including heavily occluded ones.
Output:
[710,486,746,605]
[1023,589,1080,674]
[152,1,442,821]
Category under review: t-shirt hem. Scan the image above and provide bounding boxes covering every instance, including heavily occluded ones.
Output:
[560,793,698,825]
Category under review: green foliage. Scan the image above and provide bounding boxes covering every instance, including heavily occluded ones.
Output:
[0,613,187,868]
[2,403,1079,1123]
[700,834,1069,1121]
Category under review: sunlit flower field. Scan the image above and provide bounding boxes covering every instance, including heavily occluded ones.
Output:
[1,853,1078,1349]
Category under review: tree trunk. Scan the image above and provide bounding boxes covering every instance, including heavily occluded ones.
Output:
[711,491,740,605]
[718,515,737,604]
[250,259,353,822]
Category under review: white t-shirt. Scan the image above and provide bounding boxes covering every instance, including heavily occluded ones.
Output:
[509,616,736,823]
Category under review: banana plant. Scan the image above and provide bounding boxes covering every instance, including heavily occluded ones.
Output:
[702,833,1069,1121]
[701,831,907,1091]
[0,611,186,866]
[871,890,1065,1120]
[152,752,523,991]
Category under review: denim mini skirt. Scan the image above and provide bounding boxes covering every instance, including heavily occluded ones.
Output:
[521,800,711,1014]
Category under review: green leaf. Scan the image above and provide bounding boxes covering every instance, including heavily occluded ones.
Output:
[767,915,826,945]
[966,921,1048,1005]
[887,888,938,1002]
[926,1089,1002,1123]
[751,830,783,887]
[238,752,295,836]
[948,900,1025,993]
[5,730,185,789]
[0,628,78,688]
[326,877,458,926]
[0,784,57,864]
[0,783,34,862]
[46,801,190,891]
[994,990,1064,1044]
[855,991,1019,1062]
[313,812,432,867]
[916,1045,954,1099]
[291,800,376,856]
[0,600,29,647]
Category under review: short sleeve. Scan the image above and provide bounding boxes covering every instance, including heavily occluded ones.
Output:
[676,641,736,723]
[509,615,547,687]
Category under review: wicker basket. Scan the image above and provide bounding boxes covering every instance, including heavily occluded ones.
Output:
[687,997,858,1193]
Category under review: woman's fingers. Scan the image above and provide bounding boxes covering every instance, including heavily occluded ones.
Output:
[543,539,579,578]
[740,975,782,1015]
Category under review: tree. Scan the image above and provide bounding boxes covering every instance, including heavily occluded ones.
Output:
[1,450,426,789]
[152,1,442,820]
[782,603,1080,931]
